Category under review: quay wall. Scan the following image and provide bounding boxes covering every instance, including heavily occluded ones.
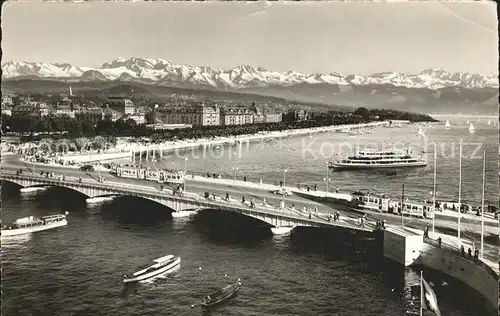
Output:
[53,121,390,164]
[416,242,498,312]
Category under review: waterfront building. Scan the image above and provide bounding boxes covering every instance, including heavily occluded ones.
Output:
[283,109,311,122]
[11,102,51,117]
[105,97,136,115]
[125,112,146,124]
[2,95,14,107]
[2,107,12,116]
[264,111,282,123]
[250,102,283,124]
[220,107,254,126]
[250,103,265,123]
[75,107,110,122]
[159,102,220,126]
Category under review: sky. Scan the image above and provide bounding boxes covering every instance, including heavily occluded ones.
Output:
[2,1,498,76]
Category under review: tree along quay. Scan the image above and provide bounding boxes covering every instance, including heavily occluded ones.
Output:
[2,107,437,140]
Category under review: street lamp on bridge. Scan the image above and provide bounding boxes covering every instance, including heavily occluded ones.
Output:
[324,160,330,197]
[233,152,237,183]
[283,169,288,210]
[184,157,188,192]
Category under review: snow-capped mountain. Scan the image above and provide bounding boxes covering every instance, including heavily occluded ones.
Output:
[2,58,498,90]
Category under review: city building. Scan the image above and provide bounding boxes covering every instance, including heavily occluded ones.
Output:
[105,97,136,115]
[220,107,254,126]
[250,103,265,123]
[2,107,12,116]
[11,102,51,117]
[125,112,146,125]
[283,109,311,122]
[264,111,282,123]
[75,107,110,122]
[159,102,220,126]
[54,96,77,118]
[2,95,14,107]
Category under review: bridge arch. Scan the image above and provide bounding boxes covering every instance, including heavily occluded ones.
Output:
[1,174,375,235]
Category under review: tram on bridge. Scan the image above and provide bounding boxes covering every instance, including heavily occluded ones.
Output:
[353,191,435,219]
[112,165,185,185]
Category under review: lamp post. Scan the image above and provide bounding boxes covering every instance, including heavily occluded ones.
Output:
[184,157,188,193]
[325,161,330,197]
[233,152,237,183]
[457,143,462,248]
[283,169,288,210]
[432,142,437,238]
[480,149,486,259]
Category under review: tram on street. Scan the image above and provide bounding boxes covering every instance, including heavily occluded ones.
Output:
[112,165,185,185]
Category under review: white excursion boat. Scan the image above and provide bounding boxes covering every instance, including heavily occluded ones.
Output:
[329,149,427,170]
[468,122,476,134]
[86,196,117,204]
[20,186,49,193]
[444,120,451,129]
[1,213,68,237]
[123,255,181,283]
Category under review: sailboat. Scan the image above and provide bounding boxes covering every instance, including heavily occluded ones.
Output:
[417,127,425,136]
[487,119,491,126]
[420,271,442,316]
[468,122,475,134]
[444,120,451,129]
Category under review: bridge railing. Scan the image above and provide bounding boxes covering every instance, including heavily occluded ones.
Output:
[1,171,373,231]
[423,237,499,280]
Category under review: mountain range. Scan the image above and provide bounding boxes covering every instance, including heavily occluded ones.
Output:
[2,57,498,90]
[2,57,499,114]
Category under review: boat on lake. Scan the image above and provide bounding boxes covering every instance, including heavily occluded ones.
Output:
[123,255,181,283]
[1,212,68,237]
[329,149,427,170]
[20,186,49,193]
[444,120,451,129]
[201,279,242,309]
[468,122,476,133]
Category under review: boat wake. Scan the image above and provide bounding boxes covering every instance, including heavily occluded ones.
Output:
[86,196,117,204]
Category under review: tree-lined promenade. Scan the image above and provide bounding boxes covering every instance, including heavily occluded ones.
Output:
[1,107,436,143]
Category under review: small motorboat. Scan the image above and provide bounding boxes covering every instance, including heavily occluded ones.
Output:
[201,279,242,309]
[123,255,181,283]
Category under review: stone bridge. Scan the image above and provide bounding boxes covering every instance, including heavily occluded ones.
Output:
[1,172,375,234]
